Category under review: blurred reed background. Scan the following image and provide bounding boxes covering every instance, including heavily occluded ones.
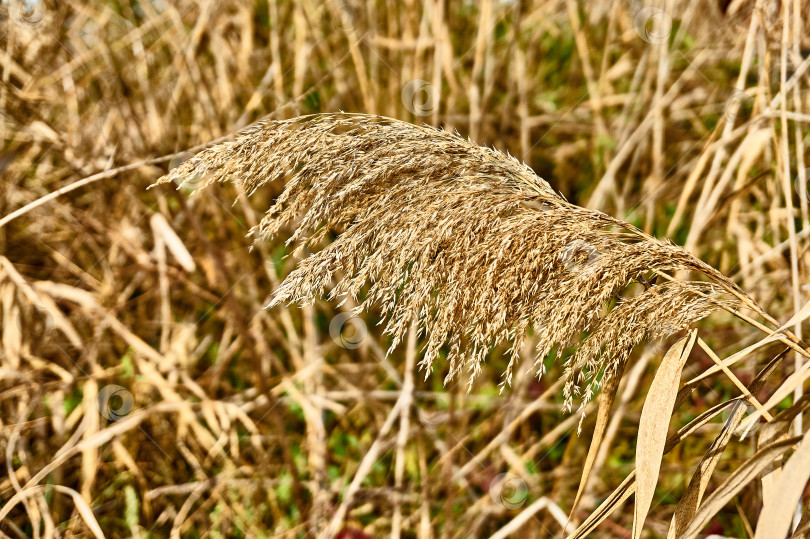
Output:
[1,0,809,537]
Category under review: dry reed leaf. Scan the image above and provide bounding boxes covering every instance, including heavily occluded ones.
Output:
[0,256,83,348]
[667,347,787,538]
[740,367,810,436]
[733,304,810,412]
[568,471,636,539]
[151,113,744,409]
[633,331,697,538]
[697,337,771,420]
[691,298,810,383]
[149,213,196,272]
[0,485,104,539]
[491,496,574,538]
[756,395,810,452]
[1,282,22,368]
[80,380,100,501]
[569,360,625,520]
[667,400,750,538]
[65,486,105,539]
[56,485,105,539]
[665,400,738,452]
[755,396,810,506]
[753,428,810,539]
[791,506,810,539]
[681,436,803,539]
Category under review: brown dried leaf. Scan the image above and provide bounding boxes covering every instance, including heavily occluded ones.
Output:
[633,330,697,539]
[569,360,626,520]
[568,471,636,539]
[754,424,810,538]
[667,347,788,538]
[681,436,802,539]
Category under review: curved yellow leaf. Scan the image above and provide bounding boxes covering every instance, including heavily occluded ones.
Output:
[754,427,810,539]
[633,331,697,539]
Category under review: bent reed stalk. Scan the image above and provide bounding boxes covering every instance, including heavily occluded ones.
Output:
[152,113,753,413]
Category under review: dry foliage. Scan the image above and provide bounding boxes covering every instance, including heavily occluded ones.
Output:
[2,0,810,538]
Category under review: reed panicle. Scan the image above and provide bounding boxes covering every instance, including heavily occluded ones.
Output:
[154,113,748,411]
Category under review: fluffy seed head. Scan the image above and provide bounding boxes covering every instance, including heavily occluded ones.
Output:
[153,113,747,409]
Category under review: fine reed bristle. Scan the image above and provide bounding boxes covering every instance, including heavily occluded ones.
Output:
[153,113,748,410]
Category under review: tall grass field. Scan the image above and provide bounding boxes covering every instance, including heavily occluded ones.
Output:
[1,1,810,537]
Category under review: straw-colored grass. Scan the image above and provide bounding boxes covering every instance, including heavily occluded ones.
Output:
[2,0,810,537]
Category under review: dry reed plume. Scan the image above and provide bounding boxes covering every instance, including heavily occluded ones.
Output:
[154,113,748,413]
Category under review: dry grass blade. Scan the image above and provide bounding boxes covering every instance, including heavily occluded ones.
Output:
[754,428,810,538]
[0,485,104,539]
[571,364,778,539]
[665,399,738,451]
[667,347,788,538]
[681,436,804,539]
[667,401,752,539]
[62,486,105,539]
[791,506,810,539]
[568,359,625,522]
[152,113,745,409]
[691,299,810,383]
[568,471,636,539]
[633,331,697,538]
[756,396,810,453]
